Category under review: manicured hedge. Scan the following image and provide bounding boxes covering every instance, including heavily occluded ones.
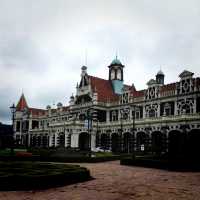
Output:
[120,156,200,171]
[0,155,120,163]
[0,162,91,190]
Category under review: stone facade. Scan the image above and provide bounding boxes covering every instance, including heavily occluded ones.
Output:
[13,58,200,155]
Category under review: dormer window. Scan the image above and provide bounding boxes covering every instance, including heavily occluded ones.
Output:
[121,92,129,104]
[146,87,157,100]
[178,70,194,94]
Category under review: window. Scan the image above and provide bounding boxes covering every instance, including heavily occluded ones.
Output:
[112,111,117,121]
[16,121,21,132]
[149,109,156,118]
[32,120,39,129]
[136,111,140,119]
[111,110,118,121]
[163,103,171,116]
[117,69,121,80]
[111,69,115,79]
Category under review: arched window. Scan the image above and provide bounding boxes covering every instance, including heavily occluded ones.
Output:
[112,111,117,121]
[163,103,171,116]
[182,104,191,114]
[117,69,122,80]
[149,109,156,118]
[111,69,115,79]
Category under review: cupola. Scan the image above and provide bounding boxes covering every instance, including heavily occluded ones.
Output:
[156,70,165,85]
[108,56,124,94]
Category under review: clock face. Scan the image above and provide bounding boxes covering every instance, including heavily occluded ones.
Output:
[111,70,115,79]
[117,69,121,80]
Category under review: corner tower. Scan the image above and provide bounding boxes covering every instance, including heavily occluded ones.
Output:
[108,56,124,94]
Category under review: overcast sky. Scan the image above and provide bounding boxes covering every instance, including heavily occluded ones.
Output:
[0,0,200,124]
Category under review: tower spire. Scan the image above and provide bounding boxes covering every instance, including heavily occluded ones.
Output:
[116,50,118,60]
[85,48,88,66]
[16,93,28,111]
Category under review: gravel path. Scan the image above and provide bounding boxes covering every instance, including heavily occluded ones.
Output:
[1,161,200,200]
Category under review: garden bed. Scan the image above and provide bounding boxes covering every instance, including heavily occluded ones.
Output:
[0,161,91,190]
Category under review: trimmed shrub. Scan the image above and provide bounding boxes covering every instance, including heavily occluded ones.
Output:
[0,154,120,163]
[0,162,91,190]
[120,156,200,171]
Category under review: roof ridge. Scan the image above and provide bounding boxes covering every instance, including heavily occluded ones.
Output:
[89,75,108,81]
[29,107,46,111]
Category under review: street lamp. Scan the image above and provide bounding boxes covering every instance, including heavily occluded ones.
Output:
[10,103,16,155]
[120,108,124,153]
[87,108,93,155]
[96,119,99,149]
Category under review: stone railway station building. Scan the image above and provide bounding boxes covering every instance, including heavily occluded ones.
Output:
[13,57,200,156]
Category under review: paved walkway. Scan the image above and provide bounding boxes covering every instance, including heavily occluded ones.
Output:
[1,161,200,200]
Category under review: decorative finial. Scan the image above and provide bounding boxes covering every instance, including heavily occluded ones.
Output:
[85,48,88,66]
[116,51,118,60]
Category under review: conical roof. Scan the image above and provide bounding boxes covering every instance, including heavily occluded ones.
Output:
[111,56,122,65]
[157,70,164,76]
[16,93,28,111]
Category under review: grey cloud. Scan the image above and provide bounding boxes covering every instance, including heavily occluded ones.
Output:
[0,0,200,123]
[0,34,47,73]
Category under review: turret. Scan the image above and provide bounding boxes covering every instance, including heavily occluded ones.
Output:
[108,56,124,94]
[156,70,165,85]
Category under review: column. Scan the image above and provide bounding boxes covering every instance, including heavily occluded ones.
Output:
[55,132,58,147]
[157,103,161,117]
[49,134,53,147]
[27,133,31,147]
[166,131,169,153]
[174,100,178,115]
[148,132,152,153]
[193,98,197,113]
[64,131,68,147]
[29,119,32,131]
[20,121,23,144]
[71,131,79,148]
[143,105,146,119]
[91,130,96,151]
[133,131,137,152]
[106,110,110,123]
